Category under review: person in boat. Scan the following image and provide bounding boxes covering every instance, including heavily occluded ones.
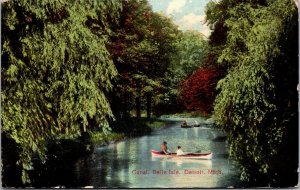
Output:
[176,146,185,156]
[161,141,171,154]
[194,120,199,126]
[181,120,187,127]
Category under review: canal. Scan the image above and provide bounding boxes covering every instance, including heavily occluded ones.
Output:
[64,118,244,188]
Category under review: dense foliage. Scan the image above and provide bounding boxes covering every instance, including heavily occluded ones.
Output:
[109,0,180,119]
[180,66,224,115]
[2,0,122,183]
[170,30,208,85]
[206,0,298,186]
[1,0,182,185]
[159,30,208,115]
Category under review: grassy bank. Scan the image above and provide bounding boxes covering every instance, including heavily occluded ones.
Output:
[91,117,171,146]
[160,111,209,119]
[38,118,170,167]
[90,132,126,146]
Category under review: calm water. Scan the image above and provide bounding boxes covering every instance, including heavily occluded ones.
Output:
[69,118,243,188]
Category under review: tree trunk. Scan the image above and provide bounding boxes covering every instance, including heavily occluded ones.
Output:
[136,96,141,119]
[79,121,87,134]
[146,93,151,119]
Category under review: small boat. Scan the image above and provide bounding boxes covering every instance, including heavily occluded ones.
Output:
[181,120,200,128]
[151,150,213,159]
[181,120,192,128]
[181,124,193,128]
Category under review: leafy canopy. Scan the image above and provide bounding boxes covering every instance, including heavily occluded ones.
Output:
[210,0,298,184]
[2,0,122,183]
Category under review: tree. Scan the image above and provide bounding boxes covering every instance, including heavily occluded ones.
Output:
[156,30,208,115]
[170,30,208,85]
[2,0,122,183]
[108,0,156,119]
[204,0,267,67]
[209,0,298,186]
[108,0,179,119]
[180,66,224,115]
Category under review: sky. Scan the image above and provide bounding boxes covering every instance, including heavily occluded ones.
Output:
[147,0,211,37]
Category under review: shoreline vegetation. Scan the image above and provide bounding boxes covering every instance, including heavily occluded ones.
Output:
[92,117,177,146]
[2,115,186,187]
[50,113,205,153]
[59,112,207,160]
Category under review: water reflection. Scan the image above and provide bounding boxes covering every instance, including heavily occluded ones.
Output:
[72,122,241,188]
[154,157,213,167]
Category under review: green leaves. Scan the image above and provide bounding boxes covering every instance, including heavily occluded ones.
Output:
[108,0,180,118]
[210,0,298,184]
[171,30,208,83]
[2,0,122,184]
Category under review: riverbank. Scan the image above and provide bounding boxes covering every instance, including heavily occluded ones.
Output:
[29,118,174,187]
[46,118,173,160]
[2,117,173,187]
[160,111,209,119]
[91,117,174,146]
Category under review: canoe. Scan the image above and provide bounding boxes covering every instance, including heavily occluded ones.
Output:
[181,124,193,128]
[151,150,213,159]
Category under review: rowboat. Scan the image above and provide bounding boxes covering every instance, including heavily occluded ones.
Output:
[151,150,213,159]
[181,121,200,128]
[181,124,193,128]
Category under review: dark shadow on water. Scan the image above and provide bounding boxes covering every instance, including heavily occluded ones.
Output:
[212,136,227,142]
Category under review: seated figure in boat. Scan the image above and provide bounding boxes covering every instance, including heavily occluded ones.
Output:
[176,146,185,156]
[181,120,188,127]
[161,141,171,154]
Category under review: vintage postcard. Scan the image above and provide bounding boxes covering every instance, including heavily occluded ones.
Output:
[1,0,298,188]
